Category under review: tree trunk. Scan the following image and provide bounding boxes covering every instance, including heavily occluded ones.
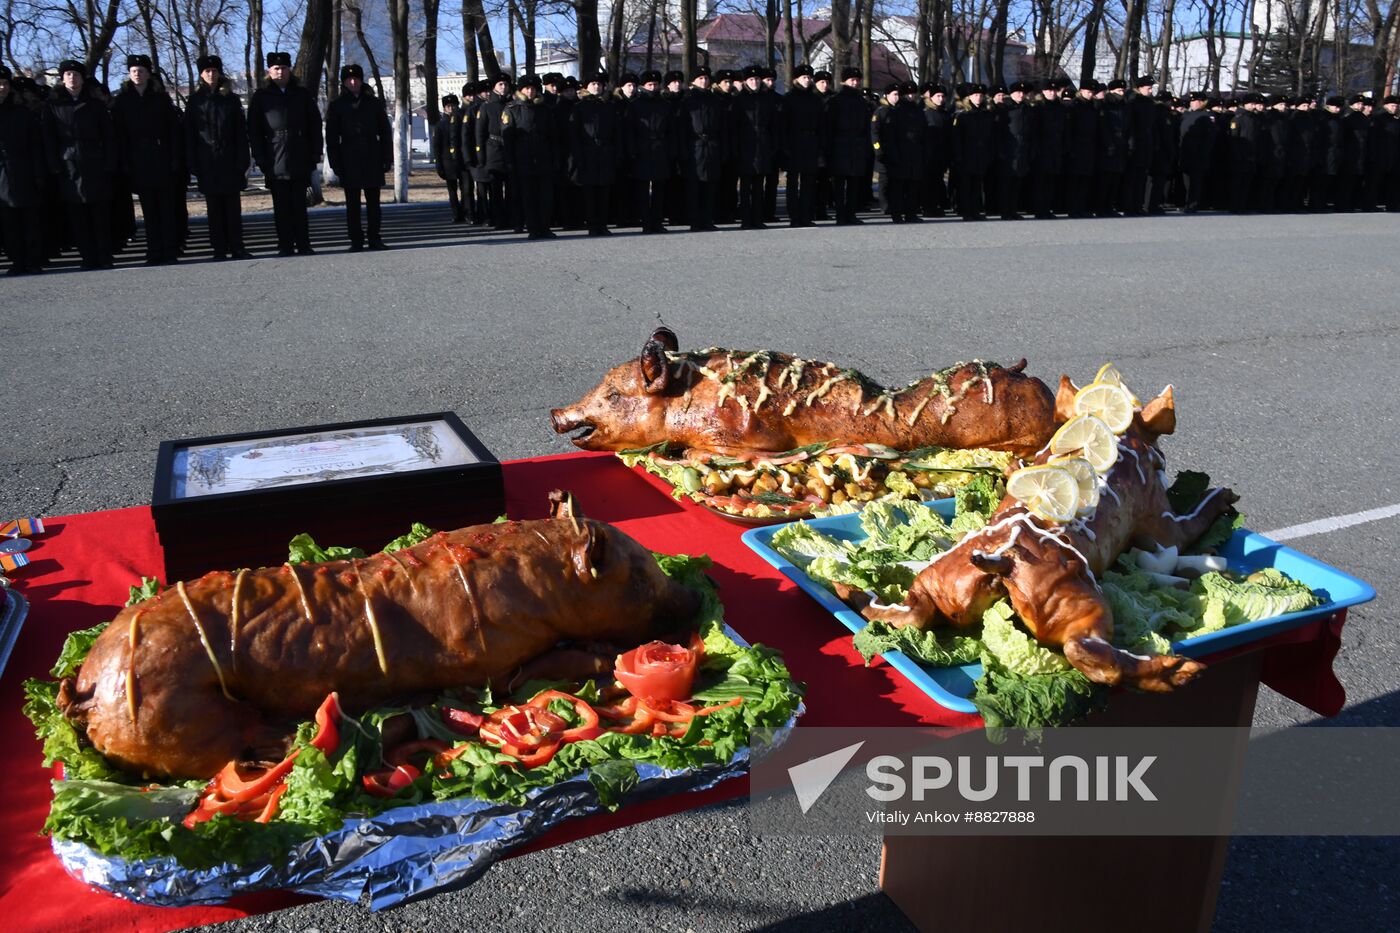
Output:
[859,0,872,84]
[1081,0,1105,84]
[830,0,851,78]
[462,1,479,81]
[327,0,341,103]
[424,0,441,126]
[916,0,931,83]
[84,0,123,76]
[349,3,386,98]
[464,0,500,80]
[507,3,517,75]
[764,0,778,70]
[785,0,796,81]
[607,0,624,77]
[990,0,1009,86]
[576,0,601,79]
[388,0,412,202]
[680,0,698,77]
[294,0,334,99]
[517,0,537,74]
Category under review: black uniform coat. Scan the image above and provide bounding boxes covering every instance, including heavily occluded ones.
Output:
[1178,110,1216,174]
[0,96,47,207]
[781,84,823,173]
[1261,111,1290,179]
[434,111,462,180]
[997,100,1032,176]
[1029,100,1066,174]
[1096,96,1128,173]
[111,81,182,190]
[185,79,250,196]
[41,86,116,203]
[734,88,779,176]
[474,91,511,174]
[952,102,994,174]
[502,96,556,177]
[1339,109,1368,175]
[873,98,927,180]
[570,94,620,185]
[1288,109,1315,177]
[924,103,952,175]
[624,90,675,181]
[1228,109,1260,170]
[1368,111,1399,175]
[1065,96,1098,176]
[1153,104,1178,177]
[1124,91,1157,170]
[677,88,727,181]
[823,86,871,176]
[248,76,323,183]
[326,89,391,189]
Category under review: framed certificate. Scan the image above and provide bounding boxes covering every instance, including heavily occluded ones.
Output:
[152,412,504,582]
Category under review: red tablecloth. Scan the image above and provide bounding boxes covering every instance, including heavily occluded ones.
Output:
[0,452,1347,932]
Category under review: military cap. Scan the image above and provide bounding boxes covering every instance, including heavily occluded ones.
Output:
[1054,77,1074,90]
[0,65,10,80]
[841,66,862,82]
[1349,92,1369,104]
[196,54,223,72]
[1385,94,1400,105]
[126,54,153,70]
[690,66,712,81]
[1105,78,1126,91]
[1132,74,1154,88]
[792,63,814,78]
[1325,94,1345,107]
[956,82,985,97]
[990,83,1006,95]
[517,73,542,90]
[1009,81,1029,94]
[1189,90,1209,102]
[564,76,580,90]
[1155,89,1174,101]
[884,80,902,95]
[592,70,609,84]
[541,72,562,85]
[663,69,684,85]
[638,69,661,84]
[926,82,947,95]
[266,51,291,67]
[813,69,832,82]
[619,71,639,86]
[340,63,364,81]
[58,59,86,77]
[441,93,458,105]
[742,64,763,80]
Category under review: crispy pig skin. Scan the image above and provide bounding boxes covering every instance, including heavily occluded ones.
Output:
[863,393,1239,692]
[59,505,701,780]
[552,342,1058,457]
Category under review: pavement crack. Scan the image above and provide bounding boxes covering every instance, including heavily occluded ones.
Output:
[43,444,126,515]
[562,266,635,316]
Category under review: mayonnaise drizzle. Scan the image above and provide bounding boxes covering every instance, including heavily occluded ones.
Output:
[285,562,314,625]
[229,568,247,669]
[353,559,389,675]
[126,611,141,722]
[177,580,235,701]
[1164,486,1226,523]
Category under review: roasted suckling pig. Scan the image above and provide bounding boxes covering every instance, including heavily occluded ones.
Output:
[57,492,702,780]
[551,329,1057,517]
[863,380,1238,692]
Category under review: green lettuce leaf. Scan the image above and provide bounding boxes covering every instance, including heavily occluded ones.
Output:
[954,473,1000,523]
[1189,510,1245,554]
[852,619,983,667]
[1101,566,1201,654]
[126,577,163,606]
[1193,568,1321,635]
[22,679,126,781]
[971,655,1109,735]
[286,533,367,564]
[382,522,437,553]
[50,621,111,679]
[769,522,852,571]
[979,600,1072,675]
[805,555,915,604]
[858,499,951,559]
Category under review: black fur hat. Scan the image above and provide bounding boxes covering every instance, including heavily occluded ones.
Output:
[340,63,364,82]
[126,54,153,70]
[58,59,87,77]
[196,54,223,72]
[266,51,292,68]
[841,66,862,82]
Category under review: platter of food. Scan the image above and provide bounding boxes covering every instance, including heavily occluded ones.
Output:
[551,328,1044,521]
[743,366,1376,727]
[23,492,804,907]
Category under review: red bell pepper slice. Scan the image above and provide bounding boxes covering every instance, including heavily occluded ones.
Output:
[527,690,602,743]
[309,692,341,755]
[441,706,486,736]
[361,763,422,798]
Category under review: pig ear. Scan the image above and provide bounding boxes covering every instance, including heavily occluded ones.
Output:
[640,332,673,395]
[649,327,679,352]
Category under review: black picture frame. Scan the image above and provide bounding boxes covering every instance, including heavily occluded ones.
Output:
[151,412,505,583]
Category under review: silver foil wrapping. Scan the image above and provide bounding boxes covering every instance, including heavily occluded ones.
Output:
[50,622,801,910]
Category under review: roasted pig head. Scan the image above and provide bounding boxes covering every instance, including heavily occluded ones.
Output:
[552,328,679,450]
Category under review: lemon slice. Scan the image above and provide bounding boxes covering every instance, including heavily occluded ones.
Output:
[1092,362,1140,406]
[1073,381,1135,433]
[1050,414,1120,472]
[1007,464,1080,523]
[1048,455,1100,512]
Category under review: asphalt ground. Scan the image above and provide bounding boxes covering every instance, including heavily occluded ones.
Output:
[3,202,1397,932]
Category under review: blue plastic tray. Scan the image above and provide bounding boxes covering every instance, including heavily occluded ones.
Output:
[742,501,1377,714]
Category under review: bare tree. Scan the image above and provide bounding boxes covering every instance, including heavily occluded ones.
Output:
[423,0,441,127]
[345,0,385,96]
[388,0,410,200]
